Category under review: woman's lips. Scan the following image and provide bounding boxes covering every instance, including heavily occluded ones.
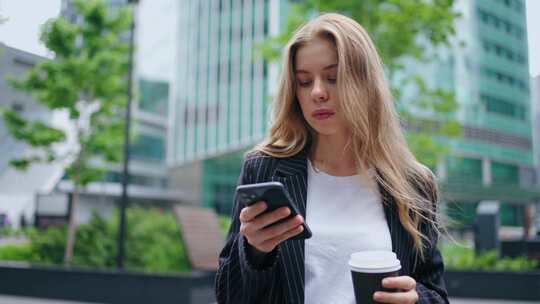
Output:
[312,109,335,120]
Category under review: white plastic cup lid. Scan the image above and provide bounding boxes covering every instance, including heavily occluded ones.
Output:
[348,250,401,273]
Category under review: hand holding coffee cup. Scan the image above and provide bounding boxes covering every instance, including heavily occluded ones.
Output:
[373,275,418,304]
[349,251,418,304]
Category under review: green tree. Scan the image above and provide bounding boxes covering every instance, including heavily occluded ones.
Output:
[259,0,462,168]
[0,0,131,265]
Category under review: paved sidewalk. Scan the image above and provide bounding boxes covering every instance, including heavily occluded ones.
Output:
[451,298,539,304]
[0,295,99,304]
[0,295,539,304]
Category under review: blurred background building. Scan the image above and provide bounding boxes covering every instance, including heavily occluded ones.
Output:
[168,0,285,214]
[532,74,540,233]
[430,0,538,229]
[160,0,540,228]
[1,0,539,232]
[0,43,62,228]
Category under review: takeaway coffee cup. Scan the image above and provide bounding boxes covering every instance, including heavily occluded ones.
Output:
[348,251,401,304]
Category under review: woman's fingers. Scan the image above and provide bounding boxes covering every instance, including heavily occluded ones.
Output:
[239,201,267,222]
[239,202,304,253]
[373,276,418,304]
[258,215,303,240]
[259,224,304,250]
[382,276,416,291]
[373,290,418,304]
[251,206,291,230]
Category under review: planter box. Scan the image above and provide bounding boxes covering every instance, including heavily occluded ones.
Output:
[502,239,540,262]
[445,270,540,301]
[0,262,216,304]
[4,262,539,302]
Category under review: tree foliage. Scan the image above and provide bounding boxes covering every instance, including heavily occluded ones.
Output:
[2,0,131,179]
[0,0,132,265]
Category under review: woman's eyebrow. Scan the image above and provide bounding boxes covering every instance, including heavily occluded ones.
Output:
[295,63,338,74]
[323,63,338,70]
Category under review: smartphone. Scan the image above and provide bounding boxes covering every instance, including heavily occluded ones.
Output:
[236,181,312,240]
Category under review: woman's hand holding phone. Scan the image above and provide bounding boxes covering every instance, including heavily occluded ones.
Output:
[239,201,305,253]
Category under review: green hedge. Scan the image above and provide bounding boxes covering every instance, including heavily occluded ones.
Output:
[440,243,538,272]
[0,243,35,262]
[0,207,190,273]
[5,214,539,274]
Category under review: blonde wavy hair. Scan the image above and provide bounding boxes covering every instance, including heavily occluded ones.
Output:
[255,13,440,261]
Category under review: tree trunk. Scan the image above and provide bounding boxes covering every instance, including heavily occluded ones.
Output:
[63,189,78,265]
[64,155,82,266]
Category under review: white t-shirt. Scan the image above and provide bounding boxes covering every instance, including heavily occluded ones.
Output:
[304,160,392,304]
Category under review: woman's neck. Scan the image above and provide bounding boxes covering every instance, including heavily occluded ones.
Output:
[310,133,357,176]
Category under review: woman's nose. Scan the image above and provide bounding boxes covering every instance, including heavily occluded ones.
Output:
[310,78,328,102]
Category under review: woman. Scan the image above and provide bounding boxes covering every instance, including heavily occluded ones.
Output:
[215,13,448,304]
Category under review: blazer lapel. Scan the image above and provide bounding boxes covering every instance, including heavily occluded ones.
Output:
[379,183,414,275]
[271,152,309,304]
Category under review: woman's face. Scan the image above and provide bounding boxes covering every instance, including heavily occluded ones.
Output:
[294,36,348,137]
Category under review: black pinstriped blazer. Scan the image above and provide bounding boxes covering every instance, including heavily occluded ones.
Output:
[215,148,449,304]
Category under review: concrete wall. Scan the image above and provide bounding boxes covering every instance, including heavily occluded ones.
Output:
[168,161,202,206]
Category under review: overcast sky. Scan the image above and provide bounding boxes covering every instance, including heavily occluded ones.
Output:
[0,0,539,77]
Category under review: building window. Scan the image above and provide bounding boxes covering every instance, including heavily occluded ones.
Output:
[13,57,35,68]
[462,125,531,150]
[494,0,523,13]
[11,102,24,113]
[183,104,222,127]
[477,8,525,40]
[138,78,169,116]
[480,66,530,93]
[447,156,483,185]
[482,39,526,65]
[446,201,478,226]
[491,161,519,185]
[130,133,165,162]
[480,93,526,120]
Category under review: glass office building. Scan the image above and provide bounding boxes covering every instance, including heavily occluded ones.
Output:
[166,0,286,212]
[434,0,538,226]
[171,0,278,163]
[164,0,540,218]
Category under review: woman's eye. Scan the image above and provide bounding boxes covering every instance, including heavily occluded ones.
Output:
[327,77,337,83]
[298,80,312,87]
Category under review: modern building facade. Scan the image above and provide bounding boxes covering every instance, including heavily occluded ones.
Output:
[433,0,538,226]
[171,0,273,163]
[532,75,540,234]
[532,75,540,185]
[0,43,66,228]
[164,0,286,212]
[165,0,540,222]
